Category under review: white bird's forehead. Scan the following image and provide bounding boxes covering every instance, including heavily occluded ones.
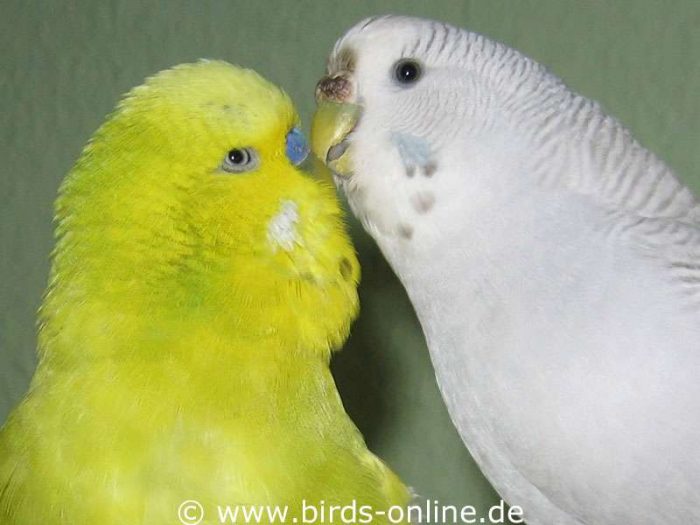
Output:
[329,15,467,72]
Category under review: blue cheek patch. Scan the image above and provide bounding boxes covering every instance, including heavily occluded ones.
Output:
[285,127,310,166]
[391,132,433,167]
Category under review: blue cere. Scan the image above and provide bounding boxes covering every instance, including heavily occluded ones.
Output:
[285,127,310,166]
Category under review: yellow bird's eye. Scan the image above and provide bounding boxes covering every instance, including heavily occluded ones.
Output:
[221,147,259,173]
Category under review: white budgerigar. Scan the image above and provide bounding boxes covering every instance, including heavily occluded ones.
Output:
[311,15,700,525]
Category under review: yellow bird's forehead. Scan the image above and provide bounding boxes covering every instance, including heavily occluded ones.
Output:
[127,60,297,146]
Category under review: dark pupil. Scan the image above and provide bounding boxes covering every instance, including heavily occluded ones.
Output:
[228,149,246,164]
[397,62,419,83]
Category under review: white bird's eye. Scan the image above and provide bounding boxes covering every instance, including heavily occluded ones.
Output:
[393,59,422,85]
[221,148,259,173]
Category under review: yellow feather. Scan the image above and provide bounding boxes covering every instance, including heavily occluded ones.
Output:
[0,61,409,524]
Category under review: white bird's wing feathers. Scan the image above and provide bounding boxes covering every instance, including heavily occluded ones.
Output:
[530,89,700,287]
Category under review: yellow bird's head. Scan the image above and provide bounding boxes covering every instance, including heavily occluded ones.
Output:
[44,61,359,360]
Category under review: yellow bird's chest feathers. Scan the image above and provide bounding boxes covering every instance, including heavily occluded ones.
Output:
[1,342,406,524]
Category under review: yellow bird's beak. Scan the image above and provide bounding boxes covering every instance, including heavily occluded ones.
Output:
[311,73,361,178]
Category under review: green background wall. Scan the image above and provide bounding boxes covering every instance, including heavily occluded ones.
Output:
[2,0,699,520]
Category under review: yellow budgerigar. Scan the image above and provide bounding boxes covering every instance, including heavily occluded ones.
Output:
[0,61,410,524]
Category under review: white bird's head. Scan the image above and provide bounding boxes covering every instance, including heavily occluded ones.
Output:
[311,15,613,260]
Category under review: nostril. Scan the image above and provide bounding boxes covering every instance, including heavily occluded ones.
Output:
[316,74,353,102]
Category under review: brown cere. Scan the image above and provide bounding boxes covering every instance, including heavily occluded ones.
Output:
[398,224,414,240]
[405,165,416,178]
[411,192,435,214]
[423,162,437,177]
[316,74,353,103]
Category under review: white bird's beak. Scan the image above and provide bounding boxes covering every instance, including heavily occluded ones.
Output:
[311,73,362,178]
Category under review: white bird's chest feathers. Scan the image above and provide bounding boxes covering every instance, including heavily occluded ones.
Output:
[344,133,700,525]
